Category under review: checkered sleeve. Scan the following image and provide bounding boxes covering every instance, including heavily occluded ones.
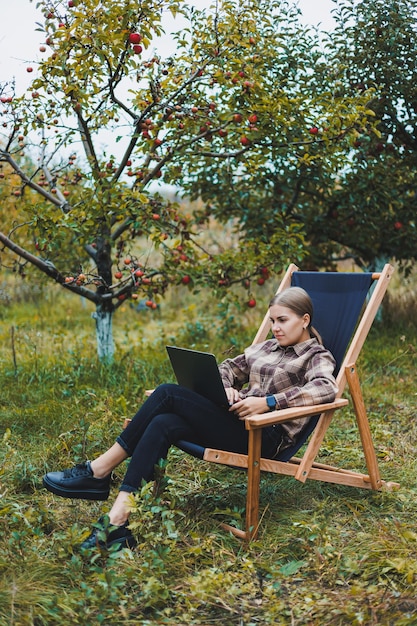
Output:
[273,350,338,409]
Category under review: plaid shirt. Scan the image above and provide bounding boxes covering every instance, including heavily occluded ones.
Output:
[219,338,338,446]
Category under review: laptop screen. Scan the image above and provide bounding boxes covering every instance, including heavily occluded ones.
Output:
[166,346,229,407]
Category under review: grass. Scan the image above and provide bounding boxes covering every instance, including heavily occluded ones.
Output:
[1,272,417,625]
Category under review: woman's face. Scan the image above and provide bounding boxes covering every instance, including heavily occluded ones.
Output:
[269,304,310,347]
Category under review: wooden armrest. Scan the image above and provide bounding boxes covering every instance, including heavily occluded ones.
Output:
[244,398,348,430]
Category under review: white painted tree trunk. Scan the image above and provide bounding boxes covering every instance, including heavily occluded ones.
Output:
[92,307,115,362]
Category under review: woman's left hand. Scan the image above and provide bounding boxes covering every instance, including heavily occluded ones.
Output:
[229,396,269,419]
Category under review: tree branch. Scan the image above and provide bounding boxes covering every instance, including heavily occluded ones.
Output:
[0,231,100,303]
[0,151,71,213]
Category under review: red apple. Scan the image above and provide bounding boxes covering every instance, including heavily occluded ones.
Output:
[181,275,191,285]
[133,45,143,54]
[247,298,256,308]
[309,126,319,135]
[240,135,251,146]
[27,67,33,73]
[394,221,403,230]
[114,271,123,279]
[129,33,142,44]
[233,113,243,123]
[248,113,258,124]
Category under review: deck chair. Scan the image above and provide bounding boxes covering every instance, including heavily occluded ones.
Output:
[168,263,399,541]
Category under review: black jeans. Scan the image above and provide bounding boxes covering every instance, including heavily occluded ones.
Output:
[116,383,283,493]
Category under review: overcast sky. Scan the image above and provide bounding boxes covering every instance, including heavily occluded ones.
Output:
[0,0,337,92]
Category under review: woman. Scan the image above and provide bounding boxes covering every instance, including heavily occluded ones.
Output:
[43,286,338,550]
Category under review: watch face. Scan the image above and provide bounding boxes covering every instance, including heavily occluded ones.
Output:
[267,396,276,409]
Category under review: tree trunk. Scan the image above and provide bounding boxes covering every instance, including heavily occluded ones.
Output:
[92,305,115,362]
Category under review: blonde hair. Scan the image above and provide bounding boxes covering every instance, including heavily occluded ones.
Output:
[269,287,322,344]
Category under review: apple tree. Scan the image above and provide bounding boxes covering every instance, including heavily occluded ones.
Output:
[184,0,417,273]
[317,0,417,271]
[0,0,374,360]
[175,2,383,271]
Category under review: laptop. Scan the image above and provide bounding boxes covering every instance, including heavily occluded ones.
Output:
[166,345,230,407]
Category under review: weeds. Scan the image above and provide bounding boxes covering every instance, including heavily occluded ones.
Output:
[0,274,417,624]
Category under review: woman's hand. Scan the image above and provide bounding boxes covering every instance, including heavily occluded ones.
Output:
[225,387,240,406]
[229,396,270,419]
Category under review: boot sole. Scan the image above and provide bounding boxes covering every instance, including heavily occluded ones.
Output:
[42,476,109,501]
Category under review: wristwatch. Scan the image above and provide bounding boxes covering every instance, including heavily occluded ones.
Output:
[266,395,277,411]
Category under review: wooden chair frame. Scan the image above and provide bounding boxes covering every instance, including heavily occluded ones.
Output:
[197,263,399,541]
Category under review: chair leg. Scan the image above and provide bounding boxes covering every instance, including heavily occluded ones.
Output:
[222,429,262,541]
[245,428,262,540]
[345,363,382,490]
